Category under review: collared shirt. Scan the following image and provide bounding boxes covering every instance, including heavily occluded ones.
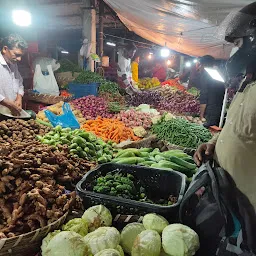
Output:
[0,53,24,102]
[210,80,256,210]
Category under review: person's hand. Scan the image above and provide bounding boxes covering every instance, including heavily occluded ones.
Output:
[14,96,22,109]
[194,143,215,166]
[1,99,22,116]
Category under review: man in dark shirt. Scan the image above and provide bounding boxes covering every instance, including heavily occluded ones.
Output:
[198,55,225,127]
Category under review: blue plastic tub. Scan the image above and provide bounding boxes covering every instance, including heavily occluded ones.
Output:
[68,83,99,99]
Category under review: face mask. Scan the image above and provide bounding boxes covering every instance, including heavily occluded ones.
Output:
[226,36,256,80]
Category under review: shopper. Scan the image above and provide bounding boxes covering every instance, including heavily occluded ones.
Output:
[194,3,256,250]
[198,55,225,127]
[131,55,140,83]
[117,43,139,95]
[152,61,166,82]
[0,33,28,115]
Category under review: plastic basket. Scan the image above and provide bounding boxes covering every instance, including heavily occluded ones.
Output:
[76,163,186,221]
[68,83,99,99]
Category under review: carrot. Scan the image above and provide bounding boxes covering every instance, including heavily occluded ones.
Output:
[82,117,140,143]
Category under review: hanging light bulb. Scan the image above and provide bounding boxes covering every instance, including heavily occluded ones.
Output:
[12,10,32,27]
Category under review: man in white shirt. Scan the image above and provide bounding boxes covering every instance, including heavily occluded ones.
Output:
[117,43,139,95]
[0,34,28,115]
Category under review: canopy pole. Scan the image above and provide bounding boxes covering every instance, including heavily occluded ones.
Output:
[99,0,104,57]
[219,88,228,128]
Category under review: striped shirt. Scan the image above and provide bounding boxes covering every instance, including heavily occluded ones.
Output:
[0,53,24,102]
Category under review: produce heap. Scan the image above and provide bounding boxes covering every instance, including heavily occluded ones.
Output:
[0,120,94,238]
[137,77,161,89]
[41,205,200,256]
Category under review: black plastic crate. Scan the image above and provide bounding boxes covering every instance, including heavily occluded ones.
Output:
[76,163,186,221]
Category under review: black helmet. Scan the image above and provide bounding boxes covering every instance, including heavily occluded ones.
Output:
[221,2,256,79]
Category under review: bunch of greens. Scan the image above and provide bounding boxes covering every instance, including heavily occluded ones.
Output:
[74,71,105,84]
[56,59,82,73]
[99,81,120,95]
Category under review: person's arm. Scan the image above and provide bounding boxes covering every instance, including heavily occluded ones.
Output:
[14,67,24,108]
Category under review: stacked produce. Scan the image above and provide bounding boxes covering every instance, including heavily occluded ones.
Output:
[0,119,51,146]
[91,170,177,206]
[187,87,200,97]
[127,90,164,108]
[98,81,120,95]
[180,115,206,125]
[137,77,160,89]
[38,126,114,163]
[151,115,212,149]
[158,90,200,115]
[37,101,86,125]
[112,148,196,178]
[73,71,105,85]
[72,96,114,120]
[161,78,185,91]
[56,59,82,74]
[115,109,153,129]
[41,205,200,256]
[82,118,140,144]
[0,141,93,238]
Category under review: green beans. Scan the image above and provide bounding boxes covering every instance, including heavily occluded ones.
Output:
[151,118,212,149]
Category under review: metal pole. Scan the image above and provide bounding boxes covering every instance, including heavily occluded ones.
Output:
[179,55,184,74]
[91,1,96,72]
[219,88,228,128]
[99,0,104,57]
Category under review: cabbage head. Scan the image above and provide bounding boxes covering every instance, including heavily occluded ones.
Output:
[162,224,200,256]
[120,223,145,254]
[82,205,112,232]
[41,230,61,255]
[143,213,169,234]
[116,245,124,256]
[84,227,120,255]
[95,249,121,256]
[42,231,89,256]
[62,218,88,236]
[131,230,161,256]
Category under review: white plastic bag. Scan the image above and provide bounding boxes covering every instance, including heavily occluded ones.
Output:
[33,57,60,72]
[33,65,60,96]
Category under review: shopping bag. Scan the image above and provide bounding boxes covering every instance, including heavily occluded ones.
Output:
[33,64,60,96]
[44,102,80,129]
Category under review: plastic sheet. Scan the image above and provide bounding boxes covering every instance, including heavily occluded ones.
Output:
[103,0,254,59]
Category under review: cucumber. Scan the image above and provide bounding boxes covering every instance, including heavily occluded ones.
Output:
[183,157,195,164]
[117,152,136,158]
[163,150,188,159]
[157,160,185,171]
[116,148,139,158]
[168,156,196,170]
[154,155,166,162]
[116,157,138,165]
[139,148,153,153]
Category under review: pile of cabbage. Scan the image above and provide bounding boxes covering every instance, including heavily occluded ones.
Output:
[41,205,200,256]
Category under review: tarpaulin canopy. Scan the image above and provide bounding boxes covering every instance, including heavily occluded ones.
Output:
[103,0,255,59]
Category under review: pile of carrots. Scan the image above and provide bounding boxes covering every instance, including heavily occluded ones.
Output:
[82,117,140,143]
[161,78,186,91]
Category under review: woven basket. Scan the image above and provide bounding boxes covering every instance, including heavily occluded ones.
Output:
[55,72,74,87]
[0,212,68,256]
[26,90,73,105]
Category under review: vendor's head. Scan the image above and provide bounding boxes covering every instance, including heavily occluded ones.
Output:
[0,33,28,63]
[133,54,140,63]
[221,2,256,80]
[198,55,215,71]
[125,43,137,59]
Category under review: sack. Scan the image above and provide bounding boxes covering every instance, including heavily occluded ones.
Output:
[33,65,60,96]
[44,102,80,129]
[179,161,256,256]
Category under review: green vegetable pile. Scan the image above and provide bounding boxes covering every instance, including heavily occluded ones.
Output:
[107,102,127,113]
[56,59,82,73]
[91,169,177,206]
[151,118,212,149]
[112,148,196,178]
[187,87,200,97]
[99,81,120,95]
[73,71,105,84]
[37,125,115,162]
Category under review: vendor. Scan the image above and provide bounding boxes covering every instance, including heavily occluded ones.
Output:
[0,34,28,115]
[131,55,140,83]
[117,43,139,95]
[194,2,256,251]
[152,61,166,82]
[198,55,225,127]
